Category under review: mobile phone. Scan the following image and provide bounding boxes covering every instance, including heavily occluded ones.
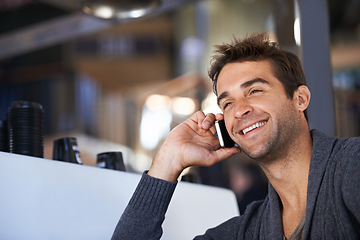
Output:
[215,120,236,148]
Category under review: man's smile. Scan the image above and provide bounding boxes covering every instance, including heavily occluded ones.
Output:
[240,120,268,135]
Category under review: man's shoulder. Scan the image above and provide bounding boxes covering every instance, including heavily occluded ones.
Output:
[324,132,360,175]
[311,129,359,154]
[337,134,360,145]
[333,134,360,156]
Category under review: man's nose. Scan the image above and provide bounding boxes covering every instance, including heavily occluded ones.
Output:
[234,100,252,119]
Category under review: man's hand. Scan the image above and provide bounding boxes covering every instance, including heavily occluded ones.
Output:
[148,111,241,182]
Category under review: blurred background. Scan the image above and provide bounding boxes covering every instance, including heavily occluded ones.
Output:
[0,0,359,213]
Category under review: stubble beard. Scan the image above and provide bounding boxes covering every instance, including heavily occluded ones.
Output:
[240,106,303,167]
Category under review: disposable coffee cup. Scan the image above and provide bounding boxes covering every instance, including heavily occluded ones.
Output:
[53,137,83,164]
[97,152,126,171]
[7,101,44,157]
[0,120,9,152]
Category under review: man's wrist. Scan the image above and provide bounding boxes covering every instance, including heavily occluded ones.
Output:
[148,149,183,182]
[148,164,180,183]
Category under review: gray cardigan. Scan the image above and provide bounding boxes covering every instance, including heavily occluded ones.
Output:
[112,130,360,239]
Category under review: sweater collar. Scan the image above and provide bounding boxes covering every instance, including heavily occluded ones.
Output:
[266,129,337,239]
[302,129,337,239]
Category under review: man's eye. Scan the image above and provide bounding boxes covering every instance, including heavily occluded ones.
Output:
[223,102,233,110]
[250,89,262,95]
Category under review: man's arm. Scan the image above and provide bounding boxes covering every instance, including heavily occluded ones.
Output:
[111,172,177,240]
[111,111,240,240]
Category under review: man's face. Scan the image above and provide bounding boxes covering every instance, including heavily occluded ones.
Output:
[216,60,303,162]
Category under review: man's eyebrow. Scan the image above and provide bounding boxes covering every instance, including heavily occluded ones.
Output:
[240,78,270,89]
[217,92,229,106]
[217,78,270,106]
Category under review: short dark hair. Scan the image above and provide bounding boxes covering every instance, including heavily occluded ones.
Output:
[208,33,307,99]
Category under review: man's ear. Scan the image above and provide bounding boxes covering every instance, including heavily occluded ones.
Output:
[294,85,311,112]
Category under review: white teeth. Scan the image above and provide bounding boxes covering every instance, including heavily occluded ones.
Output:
[242,121,266,135]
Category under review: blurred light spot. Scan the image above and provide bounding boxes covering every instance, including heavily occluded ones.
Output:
[201,92,221,115]
[141,94,172,151]
[171,97,196,116]
[93,6,115,19]
[145,94,170,111]
[118,9,147,19]
[294,1,301,46]
[294,17,301,46]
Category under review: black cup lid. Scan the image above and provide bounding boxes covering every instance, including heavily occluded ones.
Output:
[9,101,43,111]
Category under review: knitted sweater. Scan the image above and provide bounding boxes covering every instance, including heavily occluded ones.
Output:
[111,130,360,239]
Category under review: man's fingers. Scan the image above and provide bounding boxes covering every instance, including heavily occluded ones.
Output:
[205,147,242,166]
[216,147,241,161]
[201,113,216,129]
[215,113,224,121]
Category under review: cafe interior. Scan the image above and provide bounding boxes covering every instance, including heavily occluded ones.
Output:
[0,0,359,239]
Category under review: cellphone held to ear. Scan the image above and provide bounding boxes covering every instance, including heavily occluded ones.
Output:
[215,120,236,148]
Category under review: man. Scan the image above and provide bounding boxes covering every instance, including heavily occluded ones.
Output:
[112,33,360,239]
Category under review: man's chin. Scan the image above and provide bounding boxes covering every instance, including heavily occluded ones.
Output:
[241,148,265,161]
[240,144,274,162]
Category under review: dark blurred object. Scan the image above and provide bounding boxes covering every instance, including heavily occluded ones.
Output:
[235,164,268,214]
[198,153,268,214]
[181,172,201,183]
[0,120,9,152]
[53,137,83,164]
[227,155,268,214]
[7,101,44,158]
[328,0,360,33]
[97,151,126,171]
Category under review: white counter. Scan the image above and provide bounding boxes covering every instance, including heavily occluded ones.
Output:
[0,151,239,240]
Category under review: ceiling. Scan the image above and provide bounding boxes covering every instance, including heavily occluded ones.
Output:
[0,0,193,60]
[0,0,359,60]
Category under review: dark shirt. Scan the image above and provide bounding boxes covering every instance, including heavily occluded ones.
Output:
[112,130,360,239]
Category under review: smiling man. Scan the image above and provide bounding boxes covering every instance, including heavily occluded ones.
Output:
[112,33,360,240]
